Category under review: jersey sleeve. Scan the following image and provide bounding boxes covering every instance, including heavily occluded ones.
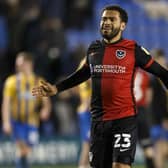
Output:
[135,44,168,89]
[135,44,154,68]
[144,61,168,89]
[56,57,90,92]
[3,76,16,97]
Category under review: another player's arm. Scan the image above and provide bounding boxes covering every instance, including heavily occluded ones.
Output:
[32,60,90,97]
[135,45,168,89]
[1,79,13,135]
[2,95,11,135]
[40,97,52,121]
[145,87,153,105]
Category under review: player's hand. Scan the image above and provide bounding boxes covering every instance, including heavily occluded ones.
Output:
[32,80,57,97]
[3,122,12,135]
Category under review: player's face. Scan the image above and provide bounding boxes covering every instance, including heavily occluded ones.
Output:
[100,10,126,40]
[15,56,24,72]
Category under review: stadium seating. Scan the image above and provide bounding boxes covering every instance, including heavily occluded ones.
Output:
[66,0,168,57]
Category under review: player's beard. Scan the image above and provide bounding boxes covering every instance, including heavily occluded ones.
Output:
[100,26,121,41]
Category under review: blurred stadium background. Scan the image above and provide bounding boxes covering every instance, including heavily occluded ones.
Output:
[0,0,168,167]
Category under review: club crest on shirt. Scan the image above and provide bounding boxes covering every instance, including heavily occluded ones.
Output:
[116,50,126,59]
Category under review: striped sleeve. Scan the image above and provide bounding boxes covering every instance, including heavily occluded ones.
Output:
[3,76,16,97]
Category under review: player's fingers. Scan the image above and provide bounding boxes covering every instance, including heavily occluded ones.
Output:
[41,85,50,92]
[40,80,50,87]
[41,80,53,88]
[32,86,39,94]
[39,86,49,96]
[32,86,44,97]
[40,81,51,91]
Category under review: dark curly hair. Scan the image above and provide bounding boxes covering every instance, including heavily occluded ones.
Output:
[101,5,128,24]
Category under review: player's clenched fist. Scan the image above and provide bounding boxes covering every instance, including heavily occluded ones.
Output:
[32,81,57,97]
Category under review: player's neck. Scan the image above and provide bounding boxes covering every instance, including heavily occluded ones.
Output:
[19,70,33,76]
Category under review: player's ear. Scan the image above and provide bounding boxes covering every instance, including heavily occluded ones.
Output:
[121,22,126,31]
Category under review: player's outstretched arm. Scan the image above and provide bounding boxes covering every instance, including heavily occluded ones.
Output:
[32,80,57,97]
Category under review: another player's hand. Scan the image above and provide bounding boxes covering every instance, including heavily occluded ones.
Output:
[3,122,12,135]
[32,80,57,97]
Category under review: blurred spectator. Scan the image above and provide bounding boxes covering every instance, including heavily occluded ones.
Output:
[4,0,42,75]
[41,0,65,21]
[63,44,86,75]
[64,0,94,29]
[34,16,66,83]
[20,1,42,51]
